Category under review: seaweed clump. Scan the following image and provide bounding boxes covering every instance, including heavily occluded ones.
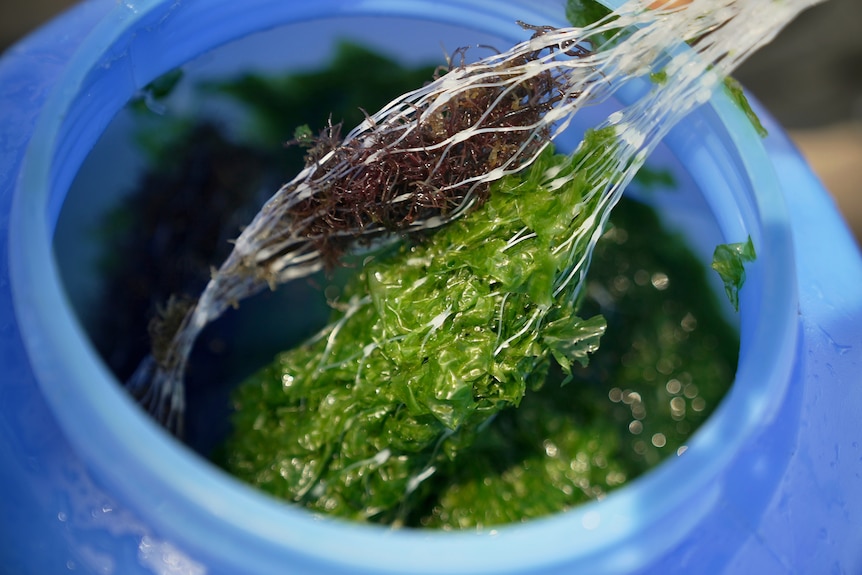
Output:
[248,29,576,272]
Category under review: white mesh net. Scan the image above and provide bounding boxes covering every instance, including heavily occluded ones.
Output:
[127,0,825,434]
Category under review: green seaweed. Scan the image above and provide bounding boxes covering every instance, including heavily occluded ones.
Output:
[221,143,612,525]
[724,77,768,138]
[221,141,739,527]
[415,198,738,528]
[566,0,619,48]
[712,236,757,311]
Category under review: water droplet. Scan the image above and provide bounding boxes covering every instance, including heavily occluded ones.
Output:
[680,312,697,332]
[582,510,601,530]
[818,325,852,355]
[612,274,631,294]
[650,272,669,290]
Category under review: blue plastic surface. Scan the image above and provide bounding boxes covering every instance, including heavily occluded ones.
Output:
[1,1,860,574]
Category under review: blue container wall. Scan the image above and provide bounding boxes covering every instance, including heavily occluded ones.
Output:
[1,1,861,574]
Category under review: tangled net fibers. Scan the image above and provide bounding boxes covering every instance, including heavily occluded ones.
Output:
[127,0,824,435]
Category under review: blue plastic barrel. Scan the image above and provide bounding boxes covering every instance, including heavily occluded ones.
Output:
[1,1,860,573]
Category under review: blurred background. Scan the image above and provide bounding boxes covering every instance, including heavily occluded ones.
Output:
[2,0,860,243]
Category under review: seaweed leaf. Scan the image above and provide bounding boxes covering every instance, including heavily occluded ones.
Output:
[712,236,756,311]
